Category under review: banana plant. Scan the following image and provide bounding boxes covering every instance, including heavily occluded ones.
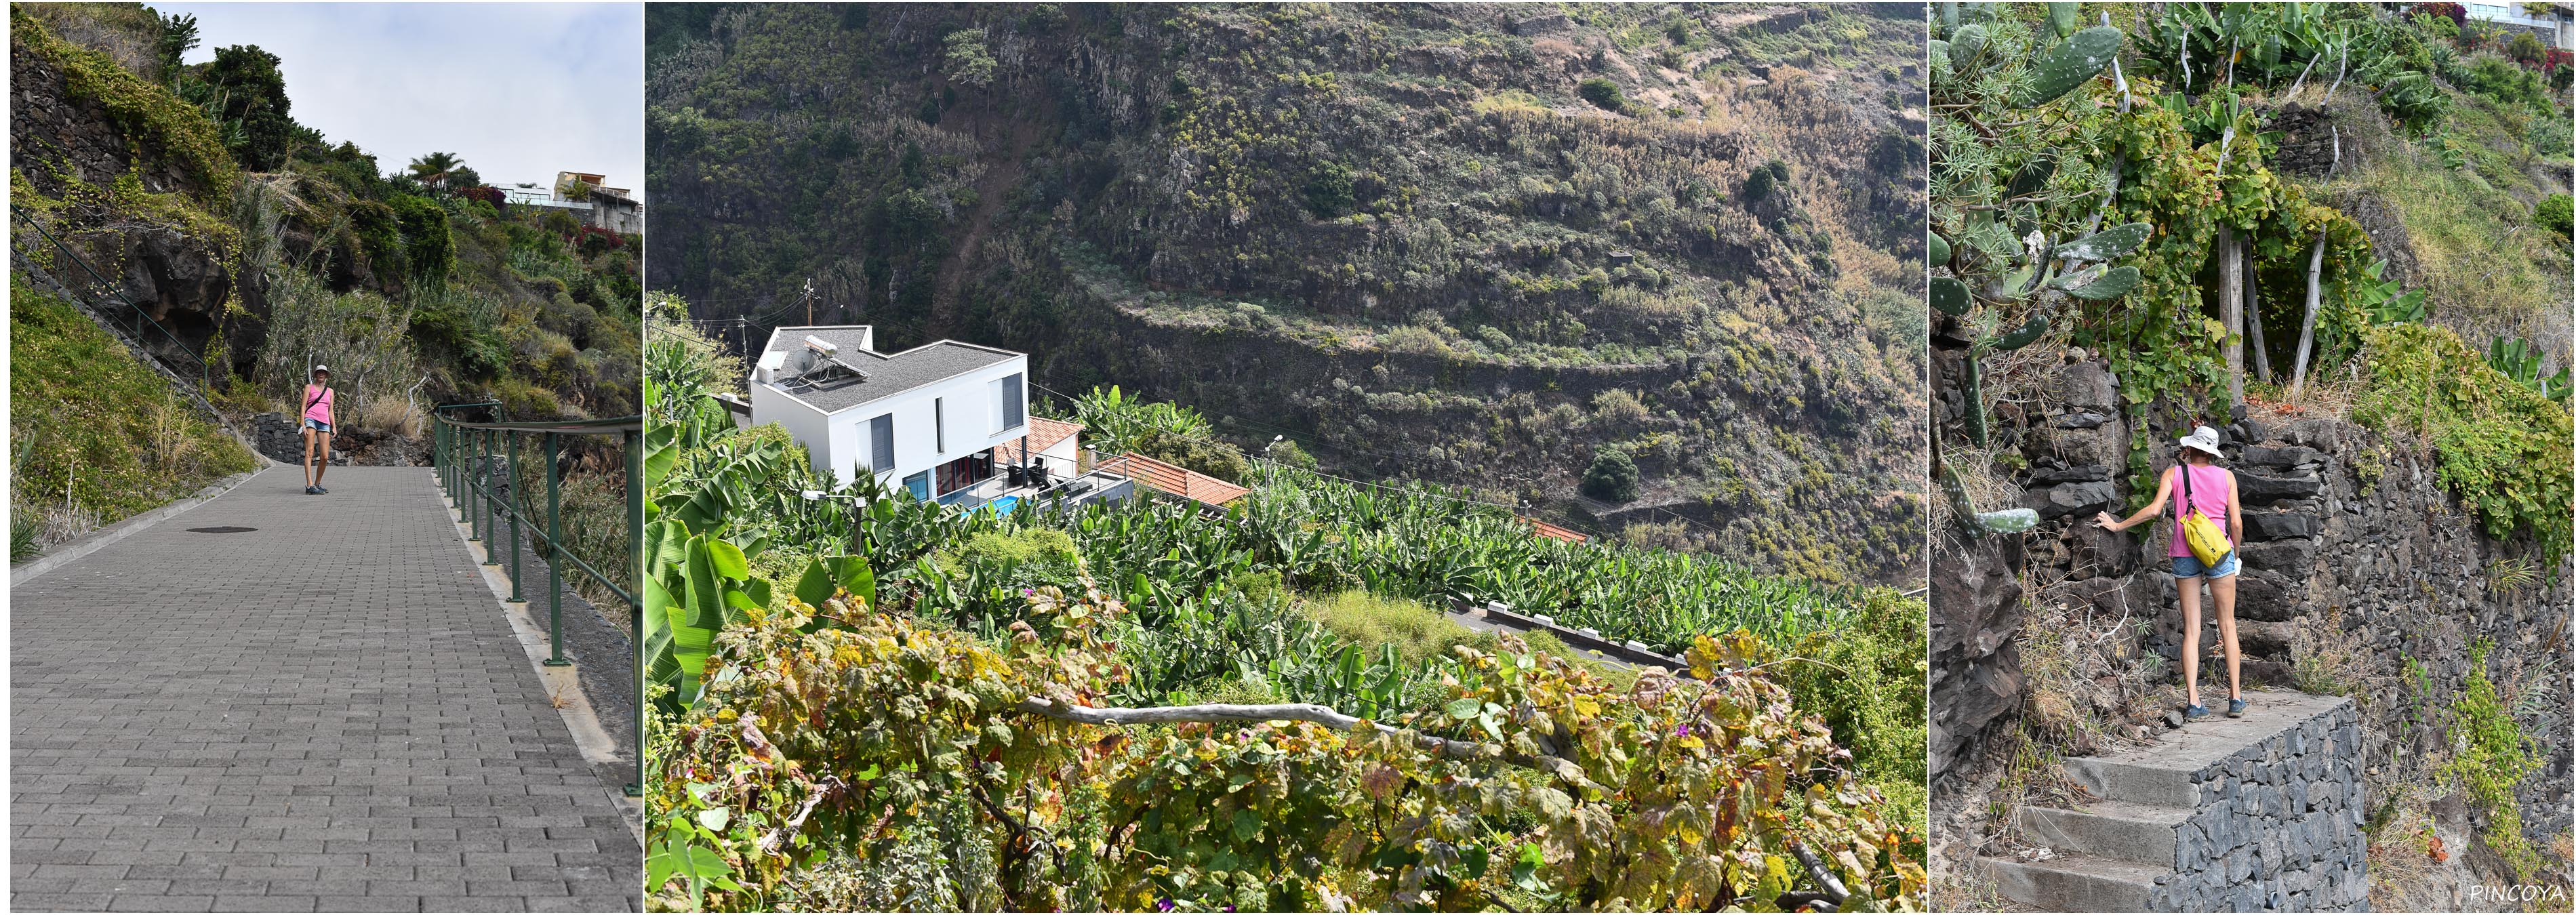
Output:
[641,518,767,713]
[2355,258,2427,324]
[2487,336,2573,402]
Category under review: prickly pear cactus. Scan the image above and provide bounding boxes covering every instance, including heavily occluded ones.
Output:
[1949,24,1989,72]
[1977,508,2040,533]
[1931,277,1970,316]
[2015,26,2124,108]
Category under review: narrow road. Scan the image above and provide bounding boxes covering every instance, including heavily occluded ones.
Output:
[12,465,641,912]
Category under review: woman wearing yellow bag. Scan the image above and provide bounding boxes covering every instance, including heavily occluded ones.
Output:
[2092,426,2246,723]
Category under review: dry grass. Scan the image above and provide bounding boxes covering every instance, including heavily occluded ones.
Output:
[144,392,208,479]
[1935,438,2020,535]
[27,501,104,555]
[2290,606,2373,699]
[354,394,422,438]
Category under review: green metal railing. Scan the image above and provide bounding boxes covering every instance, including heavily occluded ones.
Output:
[432,403,644,796]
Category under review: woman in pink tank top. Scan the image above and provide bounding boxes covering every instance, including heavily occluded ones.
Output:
[2091,425,2247,723]
[302,365,336,495]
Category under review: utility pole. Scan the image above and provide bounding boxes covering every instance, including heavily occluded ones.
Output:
[802,277,816,326]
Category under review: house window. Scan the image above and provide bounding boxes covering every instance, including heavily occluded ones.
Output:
[992,373,1024,433]
[902,471,930,501]
[868,413,893,472]
[934,397,945,453]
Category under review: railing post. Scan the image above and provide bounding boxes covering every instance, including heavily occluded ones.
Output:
[544,432,568,668]
[624,427,644,798]
[467,427,483,542]
[506,432,524,602]
[481,428,500,565]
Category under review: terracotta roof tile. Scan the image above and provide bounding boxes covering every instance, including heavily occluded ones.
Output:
[1104,452,1249,508]
[1024,417,1083,453]
[1525,517,1589,544]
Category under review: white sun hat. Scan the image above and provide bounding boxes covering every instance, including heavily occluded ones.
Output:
[2177,425,2225,458]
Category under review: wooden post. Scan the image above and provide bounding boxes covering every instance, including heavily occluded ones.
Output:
[2290,234,2327,401]
[2219,225,2245,406]
[2245,237,2273,384]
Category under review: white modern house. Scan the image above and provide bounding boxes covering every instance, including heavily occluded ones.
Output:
[748,326,1123,510]
[2466,1,2575,49]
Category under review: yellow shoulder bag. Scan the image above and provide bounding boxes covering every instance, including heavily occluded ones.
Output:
[2175,466,2232,566]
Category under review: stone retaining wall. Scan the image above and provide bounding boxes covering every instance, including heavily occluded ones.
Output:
[2159,702,2369,912]
[1934,350,2570,878]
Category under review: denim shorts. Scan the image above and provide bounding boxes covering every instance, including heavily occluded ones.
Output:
[303,418,332,432]
[2172,550,2240,580]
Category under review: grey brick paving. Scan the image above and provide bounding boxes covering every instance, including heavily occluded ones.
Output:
[13,467,641,912]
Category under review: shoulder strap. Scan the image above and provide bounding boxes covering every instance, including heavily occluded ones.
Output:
[306,384,327,410]
[2175,463,2192,516]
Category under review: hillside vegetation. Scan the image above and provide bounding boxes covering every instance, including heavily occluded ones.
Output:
[1928,2,2571,906]
[9,285,258,559]
[9,3,641,546]
[645,3,1928,585]
[640,316,1927,910]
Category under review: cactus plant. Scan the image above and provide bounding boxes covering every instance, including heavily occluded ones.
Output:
[1939,462,2040,538]
[1931,277,1970,316]
[2015,26,2124,107]
[2046,1,2079,39]
[1950,24,1990,72]
[1929,232,1951,269]
[1959,312,2048,448]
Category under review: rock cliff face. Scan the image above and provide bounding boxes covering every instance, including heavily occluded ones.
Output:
[1933,353,2573,885]
[10,30,241,363]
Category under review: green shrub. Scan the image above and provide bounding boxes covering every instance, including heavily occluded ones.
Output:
[947,529,1081,588]
[1580,448,1641,502]
[1576,77,1628,113]
[1302,160,1355,217]
[1782,587,1930,835]
[2535,194,2572,238]
[1304,590,1473,666]
[2354,324,2573,558]
[2440,641,2545,881]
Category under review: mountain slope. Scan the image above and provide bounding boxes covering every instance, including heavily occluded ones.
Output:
[647,2,1928,584]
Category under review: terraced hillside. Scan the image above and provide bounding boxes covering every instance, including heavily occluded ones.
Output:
[645,3,1928,585]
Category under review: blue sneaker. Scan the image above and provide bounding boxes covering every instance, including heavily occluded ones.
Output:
[305,485,320,495]
[2228,697,2248,718]
[2183,704,2211,722]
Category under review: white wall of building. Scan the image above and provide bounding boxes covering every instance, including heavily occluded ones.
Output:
[747,380,836,479]
[763,357,1030,490]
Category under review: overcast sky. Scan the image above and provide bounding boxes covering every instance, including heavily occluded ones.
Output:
[165,2,643,199]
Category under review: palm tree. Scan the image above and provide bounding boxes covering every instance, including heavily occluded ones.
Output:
[407,152,464,194]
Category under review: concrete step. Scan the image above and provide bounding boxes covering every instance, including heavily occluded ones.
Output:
[2015,799,2194,868]
[2057,689,2352,807]
[1979,853,2169,912]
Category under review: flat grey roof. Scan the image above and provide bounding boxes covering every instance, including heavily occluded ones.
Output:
[761,326,1020,415]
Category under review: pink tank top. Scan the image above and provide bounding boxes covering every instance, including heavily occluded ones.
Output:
[302,384,334,423]
[2167,463,2230,558]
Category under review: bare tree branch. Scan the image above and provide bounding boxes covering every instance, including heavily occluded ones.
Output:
[1015,697,1603,791]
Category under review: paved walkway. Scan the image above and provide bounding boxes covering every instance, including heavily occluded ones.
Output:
[12,465,640,912]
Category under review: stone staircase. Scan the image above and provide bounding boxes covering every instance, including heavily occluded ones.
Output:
[1980,689,2371,912]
